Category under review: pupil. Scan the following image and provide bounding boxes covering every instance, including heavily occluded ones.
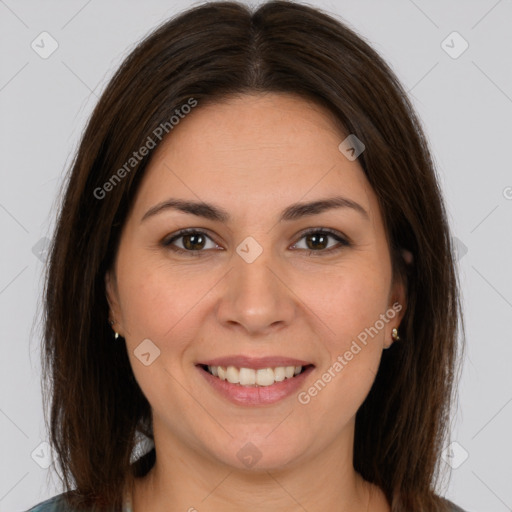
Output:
[184,234,204,250]
[181,233,328,251]
[307,233,327,250]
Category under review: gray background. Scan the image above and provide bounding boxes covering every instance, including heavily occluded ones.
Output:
[1,0,511,511]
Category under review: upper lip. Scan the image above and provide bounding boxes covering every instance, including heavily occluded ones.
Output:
[197,355,314,370]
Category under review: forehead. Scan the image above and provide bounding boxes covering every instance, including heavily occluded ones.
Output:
[132,92,376,222]
[160,92,347,161]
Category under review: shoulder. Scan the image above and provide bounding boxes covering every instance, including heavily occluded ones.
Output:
[25,492,75,512]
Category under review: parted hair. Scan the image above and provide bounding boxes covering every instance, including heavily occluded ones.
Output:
[42,1,464,510]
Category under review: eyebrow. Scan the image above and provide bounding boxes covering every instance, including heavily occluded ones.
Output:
[141,195,369,223]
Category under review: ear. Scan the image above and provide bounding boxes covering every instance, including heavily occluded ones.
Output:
[384,271,407,349]
[401,248,413,265]
[105,269,123,334]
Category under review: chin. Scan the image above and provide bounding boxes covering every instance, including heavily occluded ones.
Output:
[207,432,307,472]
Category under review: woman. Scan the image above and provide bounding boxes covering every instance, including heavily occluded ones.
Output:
[28,1,466,511]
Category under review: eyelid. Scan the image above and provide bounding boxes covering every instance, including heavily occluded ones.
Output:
[162,227,351,255]
[162,228,222,254]
[292,227,351,253]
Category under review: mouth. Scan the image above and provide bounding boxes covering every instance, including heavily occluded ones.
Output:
[195,359,315,406]
[197,363,313,387]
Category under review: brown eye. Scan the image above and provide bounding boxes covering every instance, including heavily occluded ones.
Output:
[293,229,350,254]
[162,227,350,257]
[305,232,329,250]
[162,229,219,255]
[181,232,207,250]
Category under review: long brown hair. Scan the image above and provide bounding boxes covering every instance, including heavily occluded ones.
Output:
[42,1,464,510]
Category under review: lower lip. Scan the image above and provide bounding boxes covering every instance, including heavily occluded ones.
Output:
[197,365,315,406]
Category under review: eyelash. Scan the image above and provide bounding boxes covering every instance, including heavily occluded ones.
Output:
[161,227,351,257]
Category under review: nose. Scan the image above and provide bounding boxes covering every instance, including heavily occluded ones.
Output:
[215,243,297,336]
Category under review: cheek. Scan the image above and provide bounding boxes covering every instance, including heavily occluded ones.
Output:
[116,254,218,343]
[296,258,391,411]
[296,270,390,428]
[299,260,391,344]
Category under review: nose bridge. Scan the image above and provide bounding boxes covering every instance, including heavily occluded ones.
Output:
[216,234,295,334]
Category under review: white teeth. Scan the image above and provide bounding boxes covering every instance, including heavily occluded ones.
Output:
[205,365,304,386]
[274,367,286,382]
[256,368,275,386]
[239,367,255,385]
[226,365,239,384]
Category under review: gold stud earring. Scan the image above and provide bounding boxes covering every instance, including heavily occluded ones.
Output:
[391,327,400,341]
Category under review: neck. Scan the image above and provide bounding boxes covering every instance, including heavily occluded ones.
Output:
[130,421,389,511]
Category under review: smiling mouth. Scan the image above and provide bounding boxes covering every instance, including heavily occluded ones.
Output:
[198,364,313,387]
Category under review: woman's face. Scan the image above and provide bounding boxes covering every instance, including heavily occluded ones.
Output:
[107,92,405,471]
